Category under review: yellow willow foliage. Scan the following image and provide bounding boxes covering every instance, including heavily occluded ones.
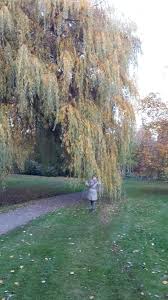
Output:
[0,106,34,184]
[60,50,74,95]
[10,121,35,171]
[0,0,140,198]
[59,101,121,196]
[0,5,13,38]
[16,45,59,120]
[0,106,12,184]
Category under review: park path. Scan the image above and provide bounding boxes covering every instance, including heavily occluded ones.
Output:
[0,192,83,235]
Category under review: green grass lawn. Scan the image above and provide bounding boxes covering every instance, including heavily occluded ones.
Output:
[0,180,168,300]
[0,175,83,208]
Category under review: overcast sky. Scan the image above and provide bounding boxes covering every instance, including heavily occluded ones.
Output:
[107,0,168,101]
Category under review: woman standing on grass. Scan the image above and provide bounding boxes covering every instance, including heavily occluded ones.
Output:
[85,176,100,211]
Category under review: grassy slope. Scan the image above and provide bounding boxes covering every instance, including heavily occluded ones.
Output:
[0,175,83,207]
[0,180,167,300]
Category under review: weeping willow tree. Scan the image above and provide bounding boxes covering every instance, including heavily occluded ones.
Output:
[0,0,140,198]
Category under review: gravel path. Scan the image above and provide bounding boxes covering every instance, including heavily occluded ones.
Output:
[0,192,83,235]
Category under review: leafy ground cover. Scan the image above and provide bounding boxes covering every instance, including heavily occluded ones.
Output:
[0,180,167,300]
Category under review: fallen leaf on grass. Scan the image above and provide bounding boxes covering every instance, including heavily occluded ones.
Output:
[133,250,140,253]
[70,271,75,275]
[41,280,46,284]
[20,266,24,269]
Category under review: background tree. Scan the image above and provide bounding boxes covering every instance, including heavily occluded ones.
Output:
[0,0,140,197]
[134,93,168,180]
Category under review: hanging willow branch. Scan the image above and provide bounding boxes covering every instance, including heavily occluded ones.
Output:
[0,0,140,198]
